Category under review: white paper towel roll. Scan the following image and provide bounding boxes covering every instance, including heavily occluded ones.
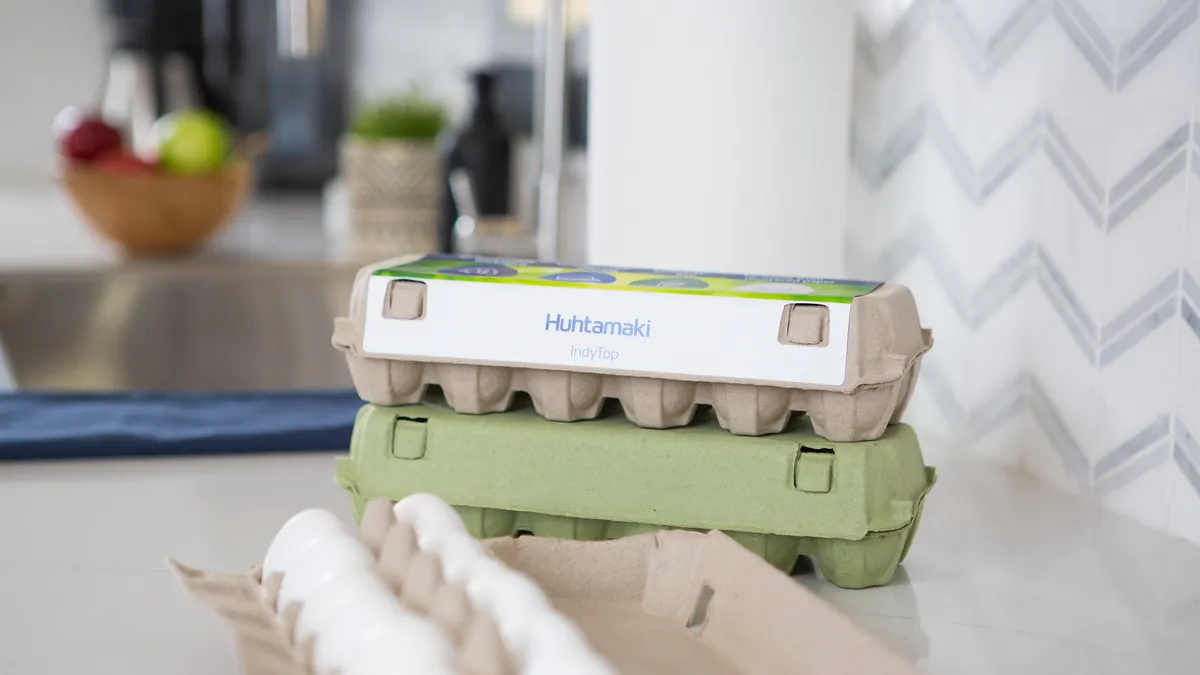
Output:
[586,0,854,277]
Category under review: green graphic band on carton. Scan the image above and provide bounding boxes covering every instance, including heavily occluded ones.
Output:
[373,254,883,304]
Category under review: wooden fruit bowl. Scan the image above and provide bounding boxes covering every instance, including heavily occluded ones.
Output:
[60,136,265,257]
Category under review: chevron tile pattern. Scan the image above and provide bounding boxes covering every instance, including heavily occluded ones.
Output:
[918,362,1198,495]
[852,111,1198,231]
[857,0,1199,89]
[852,0,1200,544]
[851,227,1200,365]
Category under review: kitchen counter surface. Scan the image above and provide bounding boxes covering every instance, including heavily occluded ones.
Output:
[0,452,1196,675]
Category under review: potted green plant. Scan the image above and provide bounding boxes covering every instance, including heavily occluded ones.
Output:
[340,89,450,258]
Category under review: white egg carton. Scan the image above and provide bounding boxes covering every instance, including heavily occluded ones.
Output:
[333,255,933,442]
[171,497,921,675]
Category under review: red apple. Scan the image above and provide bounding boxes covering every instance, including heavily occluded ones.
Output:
[59,115,124,163]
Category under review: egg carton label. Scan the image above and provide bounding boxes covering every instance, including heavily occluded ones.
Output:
[362,257,861,386]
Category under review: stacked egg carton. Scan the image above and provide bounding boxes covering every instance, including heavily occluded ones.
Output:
[170,494,617,675]
[332,254,938,589]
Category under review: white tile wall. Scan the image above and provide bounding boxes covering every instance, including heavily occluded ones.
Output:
[1172,142,1200,541]
[852,0,1200,545]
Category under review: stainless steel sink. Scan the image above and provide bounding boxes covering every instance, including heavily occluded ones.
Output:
[0,262,358,391]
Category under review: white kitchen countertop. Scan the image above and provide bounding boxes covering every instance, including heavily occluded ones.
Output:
[0,453,1196,675]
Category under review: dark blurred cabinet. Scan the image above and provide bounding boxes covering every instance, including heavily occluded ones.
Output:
[203,0,352,191]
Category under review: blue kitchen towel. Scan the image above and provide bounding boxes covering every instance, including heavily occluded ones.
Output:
[0,391,365,461]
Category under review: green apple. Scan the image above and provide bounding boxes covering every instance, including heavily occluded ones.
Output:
[153,109,233,174]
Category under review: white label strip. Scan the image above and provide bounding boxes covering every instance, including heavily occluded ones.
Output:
[361,276,850,387]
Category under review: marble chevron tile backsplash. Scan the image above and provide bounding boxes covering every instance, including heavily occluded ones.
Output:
[850,0,1200,545]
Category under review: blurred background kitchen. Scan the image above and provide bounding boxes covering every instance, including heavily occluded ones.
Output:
[0,0,593,265]
[0,2,599,382]
[3,2,1200,673]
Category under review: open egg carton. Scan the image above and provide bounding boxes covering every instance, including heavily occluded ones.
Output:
[333,255,933,442]
[171,495,921,675]
[171,495,610,675]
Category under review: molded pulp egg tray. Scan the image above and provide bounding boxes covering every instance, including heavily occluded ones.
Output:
[332,254,933,442]
[336,396,936,590]
[170,498,921,675]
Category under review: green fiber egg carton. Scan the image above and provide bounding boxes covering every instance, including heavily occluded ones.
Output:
[335,397,936,589]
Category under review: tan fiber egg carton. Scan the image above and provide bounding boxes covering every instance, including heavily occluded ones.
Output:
[170,500,519,675]
[332,254,933,442]
[170,500,920,675]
